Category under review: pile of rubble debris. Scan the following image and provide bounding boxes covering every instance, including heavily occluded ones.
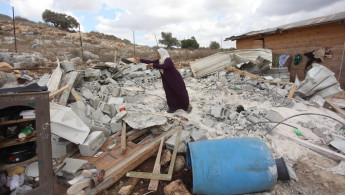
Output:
[1,49,345,195]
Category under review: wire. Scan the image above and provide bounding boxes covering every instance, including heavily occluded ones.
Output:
[266,113,345,134]
[249,121,298,129]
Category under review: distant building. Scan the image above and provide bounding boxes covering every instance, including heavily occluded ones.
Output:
[225,11,345,90]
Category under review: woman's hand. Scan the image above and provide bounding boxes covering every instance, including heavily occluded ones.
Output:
[146,63,153,69]
[134,56,140,63]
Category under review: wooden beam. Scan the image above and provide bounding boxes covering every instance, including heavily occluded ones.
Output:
[86,127,179,195]
[287,84,296,100]
[148,139,164,191]
[49,84,71,100]
[280,133,345,162]
[121,121,127,154]
[126,127,182,181]
[325,99,345,118]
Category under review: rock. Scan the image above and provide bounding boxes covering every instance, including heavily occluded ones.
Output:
[160,149,172,166]
[174,156,186,172]
[83,51,99,60]
[164,180,191,195]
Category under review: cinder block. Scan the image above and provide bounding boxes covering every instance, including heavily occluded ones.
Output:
[110,122,122,133]
[108,97,124,105]
[165,130,191,149]
[51,140,74,158]
[202,118,215,127]
[100,115,111,124]
[191,130,207,142]
[78,131,106,156]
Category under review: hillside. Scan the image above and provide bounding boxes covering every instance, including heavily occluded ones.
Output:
[0,14,219,70]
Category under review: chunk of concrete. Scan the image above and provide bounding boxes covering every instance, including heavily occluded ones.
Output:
[330,139,345,154]
[294,102,308,111]
[110,122,122,134]
[60,60,75,73]
[265,109,284,122]
[108,97,124,105]
[113,111,128,123]
[78,131,106,156]
[58,71,79,106]
[81,87,93,99]
[100,115,111,124]
[91,109,104,121]
[202,118,215,127]
[165,130,191,152]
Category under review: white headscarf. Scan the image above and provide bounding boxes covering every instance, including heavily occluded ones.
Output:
[158,48,170,64]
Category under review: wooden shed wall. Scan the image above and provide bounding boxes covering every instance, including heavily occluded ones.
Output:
[235,22,345,90]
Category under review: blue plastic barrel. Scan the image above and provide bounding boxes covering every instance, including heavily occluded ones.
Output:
[186,138,277,195]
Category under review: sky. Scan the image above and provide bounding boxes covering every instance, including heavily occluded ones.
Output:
[1,0,345,48]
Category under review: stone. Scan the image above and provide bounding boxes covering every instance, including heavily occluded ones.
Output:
[160,149,172,166]
[164,180,191,195]
[78,131,106,156]
[91,109,104,121]
[83,51,99,60]
[191,130,207,141]
[174,156,186,172]
[265,110,284,122]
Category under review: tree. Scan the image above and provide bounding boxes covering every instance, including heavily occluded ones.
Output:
[209,41,220,49]
[181,36,199,49]
[159,32,180,49]
[42,9,79,31]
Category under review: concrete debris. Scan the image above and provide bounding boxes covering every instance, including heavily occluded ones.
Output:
[56,158,88,179]
[58,71,80,106]
[191,130,207,142]
[309,95,325,107]
[330,139,345,154]
[166,130,191,152]
[60,60,75,73]
[51,138,74,159]
[164,180,191,195]
[265,109,284,122]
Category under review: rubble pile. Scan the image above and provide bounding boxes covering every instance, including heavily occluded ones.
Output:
[1,49,345,194]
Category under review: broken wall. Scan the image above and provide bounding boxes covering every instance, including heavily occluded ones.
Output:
[235,22,345,90]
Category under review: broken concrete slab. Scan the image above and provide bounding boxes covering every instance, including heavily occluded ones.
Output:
[210,106,228,119]
[81,87,94,99]
[294,102,308,111]
[202,118,215,127]
[84,68,101,78]
[78,131,106,156]
[108,97,124,105]
[123,112,167,130]
[56,158,88,180]
[51,139,74,159]
[70,101,92,127]
[309,95,325,107]
[100,115,111,124]
[113,111,128,123]
[166,130,191,152]
[58,71,79,106]
[91,109,104,121]
[50,103,90,145]
[60,60,75,73]
[110,122,122,134]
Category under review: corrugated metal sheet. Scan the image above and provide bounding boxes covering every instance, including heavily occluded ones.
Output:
[225,11,345,41]
[190,49,272,78]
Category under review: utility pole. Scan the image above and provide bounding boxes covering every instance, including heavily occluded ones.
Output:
[79,25,84,61]
[133,31,135,56]
[12,7,17,53]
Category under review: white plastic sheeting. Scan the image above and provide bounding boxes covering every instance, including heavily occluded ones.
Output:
[50,103,90,144]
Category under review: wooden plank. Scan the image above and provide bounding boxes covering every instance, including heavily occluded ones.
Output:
[325,99,345,118]
[148,139,164,191]
[280,133,345,162]
[287,84,296,100]
[121,121,127,154]
[0,136,37,149]
[126,127,182,181]
[0,118,35,126]
[86,127,179,195]
[0,155,38,171]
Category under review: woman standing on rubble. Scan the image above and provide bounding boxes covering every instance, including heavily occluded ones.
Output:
[135,48,192,113]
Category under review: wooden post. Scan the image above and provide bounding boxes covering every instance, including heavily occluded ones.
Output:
[287,84,296,100]
[12,7,17,53]
[79,25,84,61]
[121,121,126,154]
[49,84,71,100]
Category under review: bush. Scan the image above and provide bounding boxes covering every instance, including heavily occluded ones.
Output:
[209,41,220,49]
[181,37,199,49]
[42,9,79,31]
[159,32,180,49]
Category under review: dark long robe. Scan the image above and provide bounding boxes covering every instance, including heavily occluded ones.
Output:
[140,58,190,111]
